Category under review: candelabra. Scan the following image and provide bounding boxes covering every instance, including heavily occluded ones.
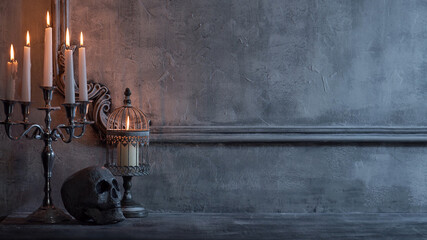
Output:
[0,86,93,223]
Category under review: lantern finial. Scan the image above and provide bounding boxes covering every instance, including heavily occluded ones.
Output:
[124,88,132,105]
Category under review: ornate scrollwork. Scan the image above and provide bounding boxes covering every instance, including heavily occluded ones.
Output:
[106,132,149,146]
[106,164,150,176]
[87,82,111,140]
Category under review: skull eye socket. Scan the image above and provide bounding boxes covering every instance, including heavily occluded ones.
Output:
[96,180,110,194]
[112,179,119,189]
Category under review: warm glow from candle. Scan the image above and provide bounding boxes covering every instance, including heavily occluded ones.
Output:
[46,11,50,27]
[10,44,14,61]
[66,28,70,47]
[126,116,130,130]
[80,32,83,46]
[26,31,30,46]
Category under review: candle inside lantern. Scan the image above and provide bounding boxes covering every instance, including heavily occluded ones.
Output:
[78,32,88,101]
[64,28,75,104]
[6,44,18,100]
[43,11,53,87]
[22,31,31,102]
[118,116,139,166]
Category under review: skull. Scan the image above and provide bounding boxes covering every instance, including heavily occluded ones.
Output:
[61,166,125,224]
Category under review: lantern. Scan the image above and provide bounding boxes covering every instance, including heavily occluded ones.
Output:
[105,88,150,218]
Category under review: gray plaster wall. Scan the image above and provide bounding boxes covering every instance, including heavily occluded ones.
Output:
[2,0,427,216]
[75,0,427,127]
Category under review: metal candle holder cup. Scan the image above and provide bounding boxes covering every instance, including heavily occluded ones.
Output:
[0,86,94,223]
[20,102,30,123]
[77,100,91,123]
[41,86,55,107]
[63,103,79,125]
[2,100,15,123]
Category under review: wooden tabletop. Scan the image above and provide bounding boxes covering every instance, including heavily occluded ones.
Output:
[2,212,427,239]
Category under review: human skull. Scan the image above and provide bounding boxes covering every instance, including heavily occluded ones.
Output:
[61,166,125,224]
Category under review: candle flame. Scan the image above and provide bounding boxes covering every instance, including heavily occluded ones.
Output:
[80,32,83,46]
[126,116,130,130]
[26,31,30,46]
[66,28,70,47]
[46,11,50,27]
[10,44,14,61]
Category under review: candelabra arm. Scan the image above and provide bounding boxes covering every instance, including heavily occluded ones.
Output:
[3,123,44,141]
[52,121,90,142]
[72,124,87,138]
[52,125,74,143]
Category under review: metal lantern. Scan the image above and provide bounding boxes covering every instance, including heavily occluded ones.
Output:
[105,88,150,218]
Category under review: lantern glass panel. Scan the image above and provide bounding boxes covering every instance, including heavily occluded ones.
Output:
[105,88,150,176]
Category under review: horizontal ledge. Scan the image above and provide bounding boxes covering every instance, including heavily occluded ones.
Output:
[149,126,427,143]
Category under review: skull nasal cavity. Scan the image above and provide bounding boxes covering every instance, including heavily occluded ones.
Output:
[112,179,119,189]
[96,180,110,194]
[112,188,118,199]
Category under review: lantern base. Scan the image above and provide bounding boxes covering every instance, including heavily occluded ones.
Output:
[121,199,148,218]
[120,175,148,218]
[26,205,72,224]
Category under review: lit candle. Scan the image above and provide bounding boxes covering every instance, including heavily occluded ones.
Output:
[118,116,139,166]
[43,11,53,87]
[64,28,75,104]
[6,44,18,100]
[22,31,31,102]
[78,32,88,101]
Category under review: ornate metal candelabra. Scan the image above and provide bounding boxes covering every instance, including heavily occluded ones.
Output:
[0,86,93,223]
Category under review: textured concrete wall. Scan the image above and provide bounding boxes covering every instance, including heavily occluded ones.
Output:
[2,0,427,216]
[74,0,427,127]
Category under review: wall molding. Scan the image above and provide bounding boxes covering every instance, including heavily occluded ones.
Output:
[55,1,427,145]
[149,126,427,143]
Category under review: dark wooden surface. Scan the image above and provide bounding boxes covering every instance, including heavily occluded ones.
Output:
[2,212,427,240]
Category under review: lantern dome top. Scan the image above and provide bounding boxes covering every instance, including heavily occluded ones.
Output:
[106,88,149,145]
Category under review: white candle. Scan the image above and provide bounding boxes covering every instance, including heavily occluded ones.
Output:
[6,44,17,100]
[117,116,139,166]
[22,31,31,102]
[78,32,88,101]
[43,11,53,87]
[64,28,75,104]
[118,143,139,166]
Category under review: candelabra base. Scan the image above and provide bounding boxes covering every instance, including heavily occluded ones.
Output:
[121,199,148,218]
[26,205,72,224]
